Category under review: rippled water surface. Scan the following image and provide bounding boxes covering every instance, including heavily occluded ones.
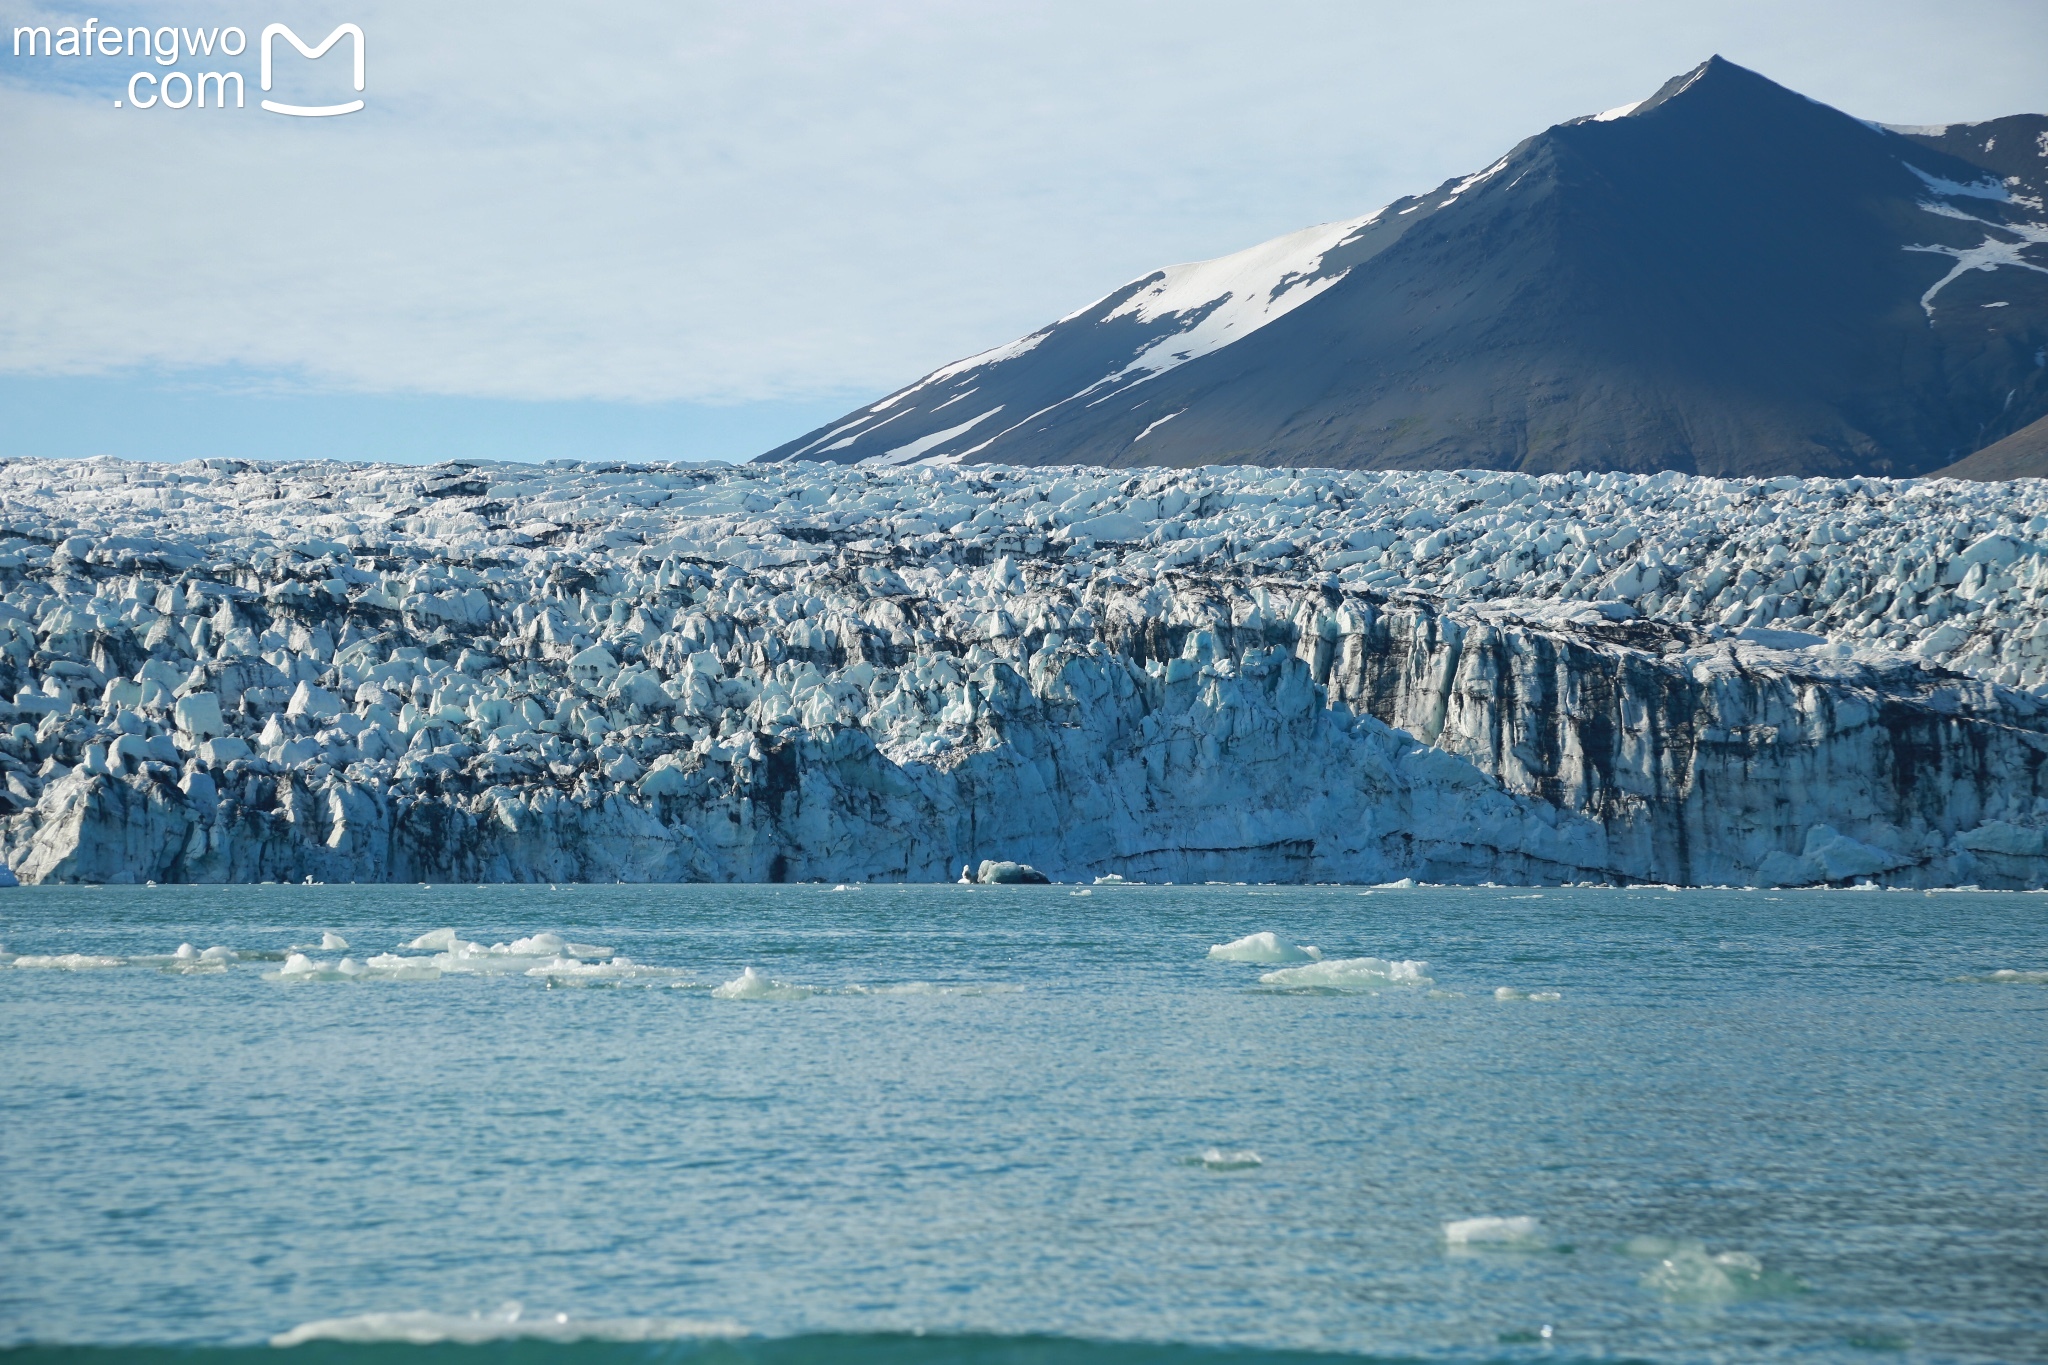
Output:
[2,883,2044,1364]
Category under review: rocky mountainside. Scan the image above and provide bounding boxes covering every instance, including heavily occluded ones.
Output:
[1,457,2046,888]
[759,58,2048,479]
[1937,411,2048,479]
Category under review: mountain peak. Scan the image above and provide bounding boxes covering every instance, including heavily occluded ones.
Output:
[761,63,2048,478]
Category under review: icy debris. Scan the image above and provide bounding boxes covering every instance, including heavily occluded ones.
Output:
[1444,1215,1544,1246]
[0,456,2045,888]
[271,1305,744,1347]
[1191,1148,1263,1170]
[1627,1236,1802,1300]
[710,966,814,1000]
[1206,931,1322,963]
[1259,956,1432,989]
[976,859,1049,884]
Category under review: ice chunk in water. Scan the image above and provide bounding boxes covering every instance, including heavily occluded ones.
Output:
[362,954,443,981]
[1444,1215,1543,1246]
[405,928,462,951]
[525,956,689,984]
[1259,956,1432,989]
[1629,1237,1801,1300]
[1962,968,2048,984]
[501,932,568,955]
[11,953,126,969]
[711,966,815,1001]
[271,1305,744,1346]
[320,932,350,951]
[1494,986,1562,1001]
[1194,1148,1263,1170]
[1207,931,1322,963]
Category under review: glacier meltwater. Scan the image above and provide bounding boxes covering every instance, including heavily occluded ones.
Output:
[1,881,2044,1362]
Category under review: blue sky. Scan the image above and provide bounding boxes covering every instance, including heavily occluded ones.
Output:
[2,0,2044,465]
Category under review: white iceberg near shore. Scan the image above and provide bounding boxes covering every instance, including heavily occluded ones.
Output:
[1207,931,1322,963]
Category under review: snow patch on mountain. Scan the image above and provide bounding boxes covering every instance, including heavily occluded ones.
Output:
[868,407,1004,467]
[1094,210,1383,388]
[1905,163,2013,201]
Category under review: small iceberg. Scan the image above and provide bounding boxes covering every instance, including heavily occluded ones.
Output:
[10,952,126,969]
[1207,931,1322,964]
[1494,986,1562,1002]
[1956,968,2048,984]
[271,1305,744,1347]
[975,859,1050,885]
[525,957,691,985]
[1627,1237,1803,1301]
[1444,1215,1544,1247]
[1189,1147,1263,1171]
[711,966,815,1001]
[1259,956,1432,989]
[267,951,441,983]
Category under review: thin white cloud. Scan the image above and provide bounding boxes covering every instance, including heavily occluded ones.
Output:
[0,0,2042,404]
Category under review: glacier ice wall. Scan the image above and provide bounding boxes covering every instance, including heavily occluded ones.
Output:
[0,456,2044,887]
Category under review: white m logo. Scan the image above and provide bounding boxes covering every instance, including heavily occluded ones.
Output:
[259,23,364,117]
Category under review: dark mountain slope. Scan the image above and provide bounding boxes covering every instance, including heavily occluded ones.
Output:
[1936,411,2048,479]
[760,58,2048,478]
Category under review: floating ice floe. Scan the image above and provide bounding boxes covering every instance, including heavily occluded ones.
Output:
[710,966,815,1001]
[523,956,692,984]
[1259,956,1432,989]
[1190,1147,1263,1171]
[270,1305,745,1347]
[1444,1215,1545,1247]
[1206,931,1322,963]
[1493,986,1562,1001]
[159,942,236,971]
[397,929,616,974]
[1627,1236,1803,1300]
[266,951,439,983]
[1955,968,2048,983]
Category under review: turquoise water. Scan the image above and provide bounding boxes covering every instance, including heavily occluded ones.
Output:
[1,884,2044,1364]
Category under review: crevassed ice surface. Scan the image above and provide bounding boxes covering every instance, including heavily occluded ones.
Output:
[3,458,2048,887]
[1,883,2044,1363]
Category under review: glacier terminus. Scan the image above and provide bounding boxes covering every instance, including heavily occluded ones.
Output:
[0,456,2045,888]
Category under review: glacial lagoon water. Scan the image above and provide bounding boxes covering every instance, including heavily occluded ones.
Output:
[1,883,2044,1365]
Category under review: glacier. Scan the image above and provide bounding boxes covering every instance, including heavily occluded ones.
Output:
[1,455,2045,888]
